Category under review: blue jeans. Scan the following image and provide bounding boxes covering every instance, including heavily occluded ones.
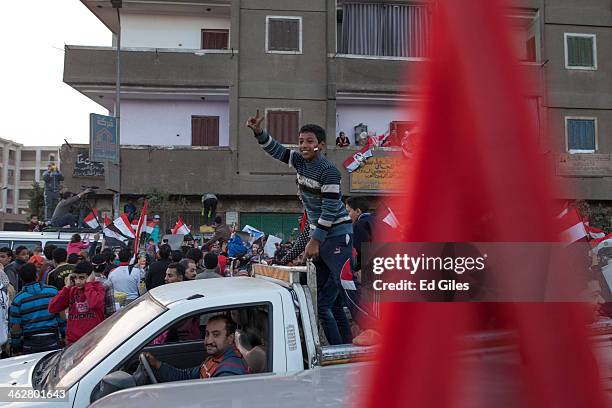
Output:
[315,234,353,345]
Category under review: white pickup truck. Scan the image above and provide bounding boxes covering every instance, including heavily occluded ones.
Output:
[0,264,374,407]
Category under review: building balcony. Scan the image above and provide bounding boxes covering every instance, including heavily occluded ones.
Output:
[19,161,38,169]
[334,54,426,95]
[19,180,35,189]
[64,46,236,96]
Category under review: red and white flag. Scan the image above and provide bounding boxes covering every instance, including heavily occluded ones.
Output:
[133,200,148,254]
[557,207,588,244]
[592,233,612,253]
[172,216,191,236]
[585,223,606,240]
[340,258,356,290]
[104,214,111,227]
[84,209,100,229]
[343,145,373,173]
[381,207,400,229]
[144,220,158,235]
[103,214,136,242]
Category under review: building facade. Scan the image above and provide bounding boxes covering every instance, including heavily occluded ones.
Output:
[61,0,611,236]
[0,138,60,215]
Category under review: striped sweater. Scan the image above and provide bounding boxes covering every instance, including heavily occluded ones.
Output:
[255,130,353,242]
[9,282,65,351]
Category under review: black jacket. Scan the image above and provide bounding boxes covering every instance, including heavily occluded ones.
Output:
[353,214,374,271]
[145,258,172,290]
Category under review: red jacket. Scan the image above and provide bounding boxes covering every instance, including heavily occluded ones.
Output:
[48,282,105,344]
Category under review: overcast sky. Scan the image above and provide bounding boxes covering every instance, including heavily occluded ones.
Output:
[0,2,111,146]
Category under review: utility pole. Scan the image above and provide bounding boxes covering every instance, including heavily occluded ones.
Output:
[111,0,122,219]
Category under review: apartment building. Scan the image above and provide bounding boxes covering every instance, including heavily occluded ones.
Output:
[0,138,60,215]
[61,0,610,236]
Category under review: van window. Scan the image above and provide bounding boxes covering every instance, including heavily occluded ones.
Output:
[12,241,42,251]
[0,241,11,249]
[45,241,69,250]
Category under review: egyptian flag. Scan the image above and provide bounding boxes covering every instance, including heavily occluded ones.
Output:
[592,233,612,253]
[144,220,158,235]
[557,207,588,244]
[380,207,400,230]
[172,216,191,236]
[133,200,148,254]
[343,145,373,173]
[83,209,100,229]
[103,214,136,242]
[340,258,356,291]
[585,223,606,239]
[362,0,607,407]
[104,214,111,227]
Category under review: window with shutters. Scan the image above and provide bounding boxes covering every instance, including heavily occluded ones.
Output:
[565,33,597,70]
[266,16,302,54]
[265,110,300,144]
[201,29,229,50]
[566,117,597,153]
[191,116,220,147]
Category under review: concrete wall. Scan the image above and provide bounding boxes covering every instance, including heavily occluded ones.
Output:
[121,14,230,49]
[121,100,230,146]
[64,47,236,88]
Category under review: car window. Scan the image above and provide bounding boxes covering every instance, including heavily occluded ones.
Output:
[12,241,42,251]
[0,241,10,249]
[50,293,166,390]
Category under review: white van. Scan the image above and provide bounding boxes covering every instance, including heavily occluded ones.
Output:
[0,231,76,251]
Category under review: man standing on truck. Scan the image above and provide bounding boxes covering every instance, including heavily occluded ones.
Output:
[42,163,64,221]
[246,110,354,345]
[143,315,248,381]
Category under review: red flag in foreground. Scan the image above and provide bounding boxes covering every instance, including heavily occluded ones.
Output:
[362,1,606,407]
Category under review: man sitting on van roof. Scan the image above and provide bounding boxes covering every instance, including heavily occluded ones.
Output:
[49,188,92,228]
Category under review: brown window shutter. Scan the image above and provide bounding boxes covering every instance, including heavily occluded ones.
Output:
[267,111,299,144]
[192,116,220,146]
[268,19,299,51]
[202,29,229,49]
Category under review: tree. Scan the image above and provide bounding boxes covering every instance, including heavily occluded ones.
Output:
[28,182,44,218]
[138,189,190,233]
[576,200,612,234]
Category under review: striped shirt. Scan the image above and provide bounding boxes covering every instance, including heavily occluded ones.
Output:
[255,130,353,242]
[9,282,65,351]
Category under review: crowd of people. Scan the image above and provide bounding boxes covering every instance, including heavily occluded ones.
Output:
[0,199,379,358]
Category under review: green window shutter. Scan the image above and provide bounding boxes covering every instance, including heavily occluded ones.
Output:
[567,36,594,67]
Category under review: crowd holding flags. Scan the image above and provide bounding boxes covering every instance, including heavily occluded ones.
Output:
[555,202,612,252]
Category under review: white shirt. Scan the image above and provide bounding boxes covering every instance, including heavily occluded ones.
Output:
[107,265,140,300]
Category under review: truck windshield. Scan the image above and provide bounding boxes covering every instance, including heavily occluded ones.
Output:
[48,294,166,390]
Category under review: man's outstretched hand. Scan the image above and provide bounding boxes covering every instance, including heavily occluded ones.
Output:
[246,110,265,135]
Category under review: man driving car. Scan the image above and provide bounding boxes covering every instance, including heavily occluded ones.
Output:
[142,315,248,381]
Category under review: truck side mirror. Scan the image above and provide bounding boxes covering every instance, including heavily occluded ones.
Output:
[91,371,137,402]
